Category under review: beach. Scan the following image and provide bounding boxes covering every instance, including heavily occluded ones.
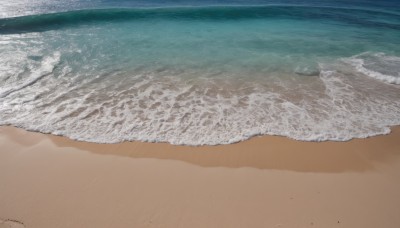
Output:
[1,1,400,227]
[1,126,400,228]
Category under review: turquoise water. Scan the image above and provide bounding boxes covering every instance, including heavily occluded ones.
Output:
[1,1,400,145]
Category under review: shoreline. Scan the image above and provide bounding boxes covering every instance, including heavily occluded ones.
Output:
[1,125,400,228]
[2,125,400,172]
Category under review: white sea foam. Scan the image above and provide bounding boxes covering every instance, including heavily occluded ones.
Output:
[343,52,400,85]
[0,52,400,145]
[0,52,60,98]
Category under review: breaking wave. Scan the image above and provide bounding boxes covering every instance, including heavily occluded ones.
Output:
[1,6,399,33]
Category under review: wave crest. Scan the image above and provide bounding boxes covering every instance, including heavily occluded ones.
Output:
[1,6,399,33]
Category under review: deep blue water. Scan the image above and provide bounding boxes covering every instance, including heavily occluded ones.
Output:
[0,0,399,145]
[1,0,400,18]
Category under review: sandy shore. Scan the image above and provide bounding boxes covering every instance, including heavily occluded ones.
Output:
[1,126,400,228]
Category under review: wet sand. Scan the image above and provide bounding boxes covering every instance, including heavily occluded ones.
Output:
[1,126,400,228]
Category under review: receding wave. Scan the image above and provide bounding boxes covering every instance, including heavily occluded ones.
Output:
[1,6,399,33]
[1,50,400,145]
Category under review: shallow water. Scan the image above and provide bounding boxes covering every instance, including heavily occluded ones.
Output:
[1,1,400,145]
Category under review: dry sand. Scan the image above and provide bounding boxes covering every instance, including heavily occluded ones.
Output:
[0,126,400,228]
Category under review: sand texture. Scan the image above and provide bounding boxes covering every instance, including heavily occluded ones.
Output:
[1,126,400,228]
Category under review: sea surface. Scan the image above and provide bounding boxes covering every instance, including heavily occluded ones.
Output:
[1,0,400,145]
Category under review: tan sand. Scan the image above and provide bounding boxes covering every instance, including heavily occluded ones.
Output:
[0,126,400,228]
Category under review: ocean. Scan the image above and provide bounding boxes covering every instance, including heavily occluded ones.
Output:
[1,0,399,145]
